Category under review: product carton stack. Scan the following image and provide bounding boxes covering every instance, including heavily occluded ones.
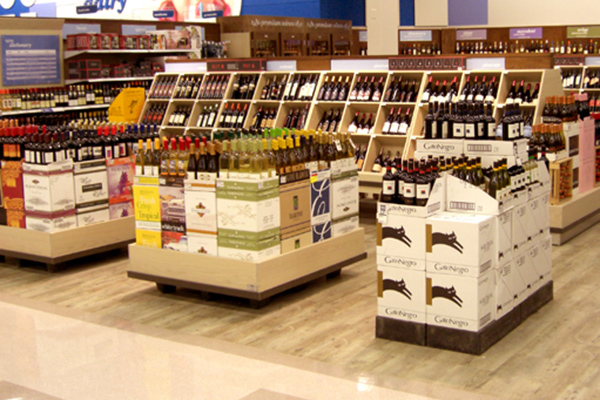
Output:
[309,168,332,243]
[1,160,25,228]
[330,157,360,238]
[22,160,77,232]
[184,173,218,256]
[376,161,553,354]
[107,156,135,221]
[216,178,281,261]
[73,159,109,226]
[159,177,186,251]
[133,175,161,248]
[279,170,312,254]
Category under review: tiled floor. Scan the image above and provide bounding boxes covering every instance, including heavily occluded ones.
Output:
[0,294,493,400]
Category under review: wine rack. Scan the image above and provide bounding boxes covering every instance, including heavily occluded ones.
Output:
[140,68,563,194]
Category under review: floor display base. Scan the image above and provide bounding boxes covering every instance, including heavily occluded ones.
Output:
[377,281,553,355]
[550,185,600,245]
[0,217,135,272]
[127,228,367,308]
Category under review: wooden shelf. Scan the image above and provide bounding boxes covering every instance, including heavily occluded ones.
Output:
[0,217,135,270]
[128,228,367,305]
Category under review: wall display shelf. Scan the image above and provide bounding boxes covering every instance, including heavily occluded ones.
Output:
[64,49,193,60]
[0,217,135,272]
[64,76,155,86]
[557,65,600,94]
[128,228,366,308]
[1,104,110,117]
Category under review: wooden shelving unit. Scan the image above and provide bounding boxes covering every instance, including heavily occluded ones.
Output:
[128,228,367,308]
[0,217,135,272]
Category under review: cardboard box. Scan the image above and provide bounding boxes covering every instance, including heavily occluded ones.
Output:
[377,266,426,323]
[376,212,427,271]
[107,157,135,204]
[216,178,280,234]
[133,177,161,224]
[23,161,75,213]
[425,212,495,277]
[184,183,217,235]
[6,209,25,228]
[527,194,550,242]
[426,269,495,332]
[280,178,311,236]
[496,209,513,264]
[527,239,552,290]
[109,201,134,219]
[565,121,580,158]
[281,227,312,254]
[416,139,464,155]
[120,35,139,50]
[376,176,446,219]
[332,214,359,237]
[312,221,332,243]
[495,258,516,320]
[2,161,24,211]
[73,159,109,209]
[25,210,77,233]
[161,231,187,252]
[148,29,191,49]
[160,179,186,235]
[513,251,536,301]
[512,201,529,255]
[446,175,512,215]
[463,138,528,158]
[331,173,359,220]
[187,233,218,256]
[218,236,280,262]
[136,228,161,248]
[76,207,110,227]
[310,169,331,226]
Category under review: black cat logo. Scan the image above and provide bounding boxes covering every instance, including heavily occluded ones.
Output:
[383,279,412,300]
[382,226,412,248]
[432,231,463,253]
[432,285,463,307]
[497,304,502,312]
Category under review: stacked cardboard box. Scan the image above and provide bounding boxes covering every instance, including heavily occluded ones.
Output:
[1,161,25,228]
[309,169,332,243]
[377,160,552,341]
[331,158,359,238]
[73,159,109,227]
[185,176,218,256]
[159,177,187,251]
[133,176,161,248]
[279,171,312,254]
[216,178,281,262]
[22,160,77,232]
[107,156,135,221]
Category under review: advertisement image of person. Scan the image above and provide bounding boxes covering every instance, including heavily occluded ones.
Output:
[158,0,232,21]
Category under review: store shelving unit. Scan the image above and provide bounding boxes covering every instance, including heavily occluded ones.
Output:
[128,228,366,308]
[0,103,110,117]
[0,217,135,272]
[64,76,155,85]
[64,49,192,60]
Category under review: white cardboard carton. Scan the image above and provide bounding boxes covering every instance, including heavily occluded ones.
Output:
[76,206,110,227]
[446,175,512,215]
[377,266,426,323]
[513,251,537,300]
[495,259,516,320]
[73,159,109,208]
[527,194,550,243]
[331,174,359,220]
[187,233,218,256]
[377,175,445,220]
[416,139,464,155]
[184,184,217,235]
[22,160,75,213]
[376,212,427,270]
[527,240,552,290]
[496,209,513,264]
[426,269,495,332]
[425,212,495,277]
[25,211,77,233]
[512,201,529,255]
[331,214,359,237]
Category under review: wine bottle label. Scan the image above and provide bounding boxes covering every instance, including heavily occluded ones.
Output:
[136,165,144,176]
[514,97,522,105]
[416,183,430,200]
[403,183,415,198]
[484,95,495,103]
[119,144,127,157]
[390,122,399,134]
[382,180,395,195]
[505,97,514,105]
[478,122,485,138]
[399,122,408,135]
[382,122,390,133]
[151,166,159,177]
[475,94,484,102]
[348,124,357,133]
[465,123,476,138]
[24,150,30,163]
[372,163,382,173]
[422,92,430,102]
[431,122,437,138]
[453,123,465,138]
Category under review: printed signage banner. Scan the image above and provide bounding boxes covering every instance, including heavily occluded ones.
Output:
[0,0,242,22]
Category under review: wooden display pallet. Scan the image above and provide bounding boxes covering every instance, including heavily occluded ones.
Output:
[0,217,135,272]
[128,228,367,308]
[376,281,553,355]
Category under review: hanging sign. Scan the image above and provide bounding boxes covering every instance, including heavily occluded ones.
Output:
[509,28,543,40]
[456,29,487,41]
[567,26,600,38]
[400,30,433,42]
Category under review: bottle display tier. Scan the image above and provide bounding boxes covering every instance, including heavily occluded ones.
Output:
[138,68,564,196]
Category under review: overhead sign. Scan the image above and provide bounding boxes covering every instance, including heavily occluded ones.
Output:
[567,26,600,38]
[509,27,543,40]
[62,23,101,39]
[466,57,505,70]
[1,34,61,86]
[400,30,433,42]
[456,29,487,41]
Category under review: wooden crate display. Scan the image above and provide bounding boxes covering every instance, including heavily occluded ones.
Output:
[550,158,573,205]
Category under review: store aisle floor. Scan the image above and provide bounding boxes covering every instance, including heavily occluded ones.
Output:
[0,209,599,399]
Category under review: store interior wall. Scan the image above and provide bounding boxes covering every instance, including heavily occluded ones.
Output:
[488,0,600,26]
[366,0,400,55]
[240,0,321,19]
